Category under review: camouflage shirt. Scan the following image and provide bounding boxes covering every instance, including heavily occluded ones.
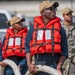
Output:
[62,22,75,58]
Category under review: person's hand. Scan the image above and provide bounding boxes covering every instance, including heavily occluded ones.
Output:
[0,62,7,67]
[56,64,62,75]
[56,68,62,75]
[28,63,38,74]
[18,65,20,70]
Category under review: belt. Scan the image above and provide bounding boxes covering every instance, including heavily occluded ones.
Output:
[35,60,54,66]
[7,56,24,61]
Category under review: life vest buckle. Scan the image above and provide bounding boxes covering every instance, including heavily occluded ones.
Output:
[13,48,16,50]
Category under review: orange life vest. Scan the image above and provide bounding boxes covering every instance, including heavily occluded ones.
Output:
[2,28,28,58]
[30,16,62,55]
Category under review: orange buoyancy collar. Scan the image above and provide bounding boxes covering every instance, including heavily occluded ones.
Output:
[30,16,62,55]
[2,28,28,58]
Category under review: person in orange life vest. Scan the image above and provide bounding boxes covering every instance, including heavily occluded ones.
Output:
[25,1,68,75]
[0,16,28,75]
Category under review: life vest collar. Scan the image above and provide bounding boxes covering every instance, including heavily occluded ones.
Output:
[7,28,28,36]
[34,16,61,27]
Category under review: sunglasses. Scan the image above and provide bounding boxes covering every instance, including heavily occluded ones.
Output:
[45,7,57,11]
[66,12,73,16]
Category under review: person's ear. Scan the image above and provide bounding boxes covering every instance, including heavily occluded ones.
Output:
[41,10,45,16]
[12,24,15,28]
[63,14,64,17]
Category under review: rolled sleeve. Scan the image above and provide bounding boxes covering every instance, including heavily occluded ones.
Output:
[61,27,68,58]
[25,25,34,53]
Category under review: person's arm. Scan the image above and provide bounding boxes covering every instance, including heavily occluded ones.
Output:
[0,37,5,61]
[0,47,4,66]
[0,37,7,67]
[0,48,3,62]
[25,25,34,64]
[25,25,38,74]
[56,27,68,74]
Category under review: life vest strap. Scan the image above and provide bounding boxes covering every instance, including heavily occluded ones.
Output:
[51,25,54,57]
[4,34,10,54]
[34,28,59,31]
[31,42,60,49]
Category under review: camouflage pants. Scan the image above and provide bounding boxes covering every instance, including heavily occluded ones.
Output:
[62,56,75,75]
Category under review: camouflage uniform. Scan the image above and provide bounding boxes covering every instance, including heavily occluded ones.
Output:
[62,22,75,75]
